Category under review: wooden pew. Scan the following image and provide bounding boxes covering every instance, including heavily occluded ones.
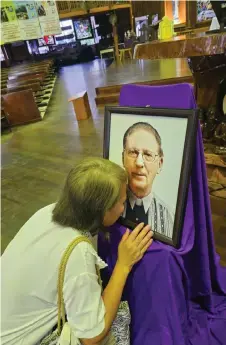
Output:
[2,89,41,126]
[6,63,52,80]
[7,70,54,85]
[2,81,50,116]
[8,69,49,79]
[2,82,41,94]
[3,60,54,82]
[8,65,50,75]
[8,73,46,83]
[1,103,11,132]
[1,80,8,88]
[9,59,53,69]
[7,78,43,87]
[1,59,56,125]
[8,61,53,74]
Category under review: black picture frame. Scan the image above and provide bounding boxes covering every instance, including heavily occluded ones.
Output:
[103,106,198,248]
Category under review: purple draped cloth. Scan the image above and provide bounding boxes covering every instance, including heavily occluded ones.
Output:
[98,84,226,345]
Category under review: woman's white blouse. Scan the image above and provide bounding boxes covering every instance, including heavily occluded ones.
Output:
[1,204,107,345]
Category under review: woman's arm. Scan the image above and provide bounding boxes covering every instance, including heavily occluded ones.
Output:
[81,223,153,345]
[81,260,129,345]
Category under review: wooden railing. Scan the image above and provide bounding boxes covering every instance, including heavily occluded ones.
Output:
[56,1,130,14]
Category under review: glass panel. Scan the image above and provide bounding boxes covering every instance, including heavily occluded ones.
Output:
[172,0,180,24]
[80,38,95,46]
[90,16,101,44]
[135,16,148,37]
[38,46,49,54]
[55,19,76,45]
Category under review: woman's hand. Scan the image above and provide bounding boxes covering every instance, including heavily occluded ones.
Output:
[117,223,153,273]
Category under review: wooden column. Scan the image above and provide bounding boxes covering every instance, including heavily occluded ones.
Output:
[186,0,197,28]
[112,24,120,65]
[129,1,134,31]
[164,0,173,20]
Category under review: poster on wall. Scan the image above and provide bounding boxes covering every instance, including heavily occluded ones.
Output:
[1,1,21,43]
[35,0,61,36]
[1,0,61,44]
[197,0,215,22]
[14,1,42,40]
[74,18,92,39]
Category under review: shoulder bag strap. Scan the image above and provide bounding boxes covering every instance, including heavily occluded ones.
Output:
[57,236,102,335]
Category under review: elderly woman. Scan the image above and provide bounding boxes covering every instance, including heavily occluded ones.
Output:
[1,157,153,345]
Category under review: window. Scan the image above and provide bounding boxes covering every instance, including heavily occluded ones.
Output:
[134,16,149,37]
[90,16,101,44]
[80,38,95,46]
[165,0,186,25]
[197,0,215,22]
[55,19,76,45]
[38,46,49,54]
[172,0,180,24]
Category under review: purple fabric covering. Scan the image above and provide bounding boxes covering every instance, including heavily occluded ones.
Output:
[98,84,226,345]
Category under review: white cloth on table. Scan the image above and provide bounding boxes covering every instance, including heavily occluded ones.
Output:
[209,17,220,31]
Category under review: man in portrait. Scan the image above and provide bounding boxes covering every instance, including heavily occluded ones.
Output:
[121,122,174,238]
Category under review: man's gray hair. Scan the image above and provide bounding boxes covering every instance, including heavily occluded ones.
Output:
[123,122,163,157]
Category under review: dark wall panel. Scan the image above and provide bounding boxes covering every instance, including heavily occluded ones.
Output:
[131,1,164,18]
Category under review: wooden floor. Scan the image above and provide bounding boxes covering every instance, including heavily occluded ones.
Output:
[1,59,225,266]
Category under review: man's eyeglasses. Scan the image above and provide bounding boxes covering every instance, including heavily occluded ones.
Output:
[124,149,159,162]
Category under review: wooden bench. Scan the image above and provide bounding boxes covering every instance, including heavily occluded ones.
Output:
[8,73,46,83]
[8,66,49,76]
[8,60,53,71]
[1,59,56,125]
[2,89,41,126]
[119,48,133,62]
[7,77,44,88]
[100,48,115,60]
[2,60,53,78]
[1,104,11,133]
[2,82,41,94]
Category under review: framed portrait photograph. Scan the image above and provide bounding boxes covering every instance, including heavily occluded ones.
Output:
[103,106,198,248]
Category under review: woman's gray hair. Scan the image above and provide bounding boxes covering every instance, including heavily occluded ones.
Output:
[52,157,127,235]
